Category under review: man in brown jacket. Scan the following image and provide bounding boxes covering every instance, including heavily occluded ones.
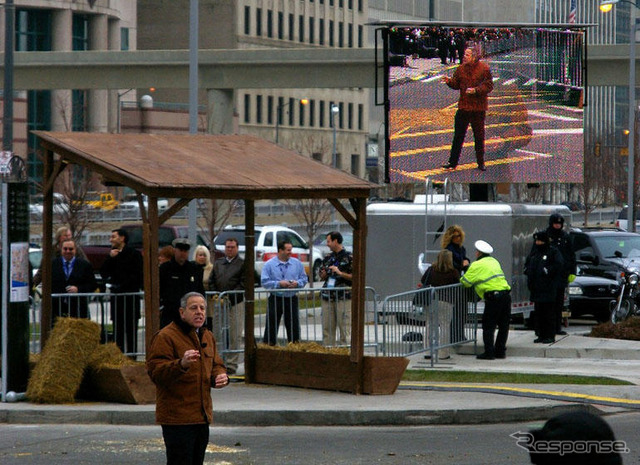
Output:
[442,46,494,171]
[147,292,228,465]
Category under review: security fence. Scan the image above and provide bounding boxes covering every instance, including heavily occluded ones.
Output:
[379,283,478,366]
[28,284,475,365]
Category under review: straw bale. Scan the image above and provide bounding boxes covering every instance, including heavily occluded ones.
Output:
[257,342,349,356]
[27,318,101,403]
[87,343,136,371]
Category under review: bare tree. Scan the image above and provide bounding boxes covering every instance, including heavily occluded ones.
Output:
[285,198,333,286]
[197,199,242,244]
[54,164,101,241]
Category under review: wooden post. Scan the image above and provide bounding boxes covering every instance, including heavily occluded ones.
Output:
[143,199,160,350]
[40,149,54,345]
[244,200,256,383]
[351,197,367,394]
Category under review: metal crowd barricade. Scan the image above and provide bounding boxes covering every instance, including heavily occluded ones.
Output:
[44,291,146,359]
[206,286,382,363]
[379,283,477,365]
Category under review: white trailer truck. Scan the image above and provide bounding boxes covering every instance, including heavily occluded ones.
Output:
[366,197,571,319]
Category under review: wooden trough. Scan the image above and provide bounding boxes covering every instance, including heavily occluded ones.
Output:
[254,348,408,395]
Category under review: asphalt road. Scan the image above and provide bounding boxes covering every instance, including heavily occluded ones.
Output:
[1,411,638,465]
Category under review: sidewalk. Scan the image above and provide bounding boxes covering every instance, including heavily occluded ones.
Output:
[1,329,640,426]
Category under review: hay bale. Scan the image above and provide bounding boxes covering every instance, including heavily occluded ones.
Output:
[27,318,101,403]
[87,343,135,371]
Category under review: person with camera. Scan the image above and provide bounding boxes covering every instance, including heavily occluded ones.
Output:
[319,231,353,346]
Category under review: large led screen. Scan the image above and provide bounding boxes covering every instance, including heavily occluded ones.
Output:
[386,26,584,183]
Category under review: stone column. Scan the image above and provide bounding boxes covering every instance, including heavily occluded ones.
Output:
[107,19,122,132]
[207,89,234,134]
[50,10,72,131]
[88,14,108,133]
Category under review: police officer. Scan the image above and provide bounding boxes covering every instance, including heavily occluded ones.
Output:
[159,238,205,328]
[545,212,576,335]
[461,240,511,360]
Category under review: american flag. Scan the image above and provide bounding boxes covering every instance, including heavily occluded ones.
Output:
[568,0,577,24]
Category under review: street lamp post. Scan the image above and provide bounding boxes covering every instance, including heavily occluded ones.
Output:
[275,98,308,144]
[601,0,638,231]
[331,103,340,168]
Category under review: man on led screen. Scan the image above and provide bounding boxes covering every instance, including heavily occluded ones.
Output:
[442,46,494,171]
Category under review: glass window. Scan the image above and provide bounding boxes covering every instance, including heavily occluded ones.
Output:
[16,9,52,52]
[72,90,87,131]
[299,15,304,42]
[319,101,325,128]
[267,96,274,125]
[244,6,250,35]
[72,14,89,51]
[348,103,353,129]
[339,22,344,48]
[256,95,263,124]
[289,14,294,41]
[244,94,251,124]
[121,28,130,51]
[358,104,363,130]
[309,100,315,127]
[309,17,314,44]
[319,18,325,45]
[267,10,273,38]
[263,232,273,247]
[256,8,262,36]
[298,100,305,126]
[278,12,284,40]
[277,97,285,125]
[288,98,295,126]
[329,21,334,47]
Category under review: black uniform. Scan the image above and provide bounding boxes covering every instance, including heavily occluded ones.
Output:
[159,258,205,328]
[545,213,576,333]
[101,245,143,354]
[524,236,564,342]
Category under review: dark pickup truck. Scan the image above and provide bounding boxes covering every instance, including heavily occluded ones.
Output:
[83,224,216,281]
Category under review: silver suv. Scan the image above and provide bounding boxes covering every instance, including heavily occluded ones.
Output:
[213,225,310,275]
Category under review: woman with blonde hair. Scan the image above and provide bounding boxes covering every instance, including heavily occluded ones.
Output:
[193,245,213,290]
[440,224,470,272]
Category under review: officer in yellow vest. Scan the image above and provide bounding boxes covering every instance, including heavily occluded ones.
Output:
[461,240,511,360]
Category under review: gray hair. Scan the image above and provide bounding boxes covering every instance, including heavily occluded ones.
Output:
[180,292,206,309]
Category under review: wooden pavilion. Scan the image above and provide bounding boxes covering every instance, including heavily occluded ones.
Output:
[34,132,407,394]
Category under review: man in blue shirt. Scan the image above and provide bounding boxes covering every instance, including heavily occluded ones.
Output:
[261,240,309,345]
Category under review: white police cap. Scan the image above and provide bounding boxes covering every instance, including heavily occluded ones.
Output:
[474,240,494,254]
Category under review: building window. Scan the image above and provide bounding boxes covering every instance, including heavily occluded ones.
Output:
[319,18,325,45]
[256,8,262,36]
[289,14,294,41]
[299,15,304,42]
[278,12,284,40]
[120,28,130,51]
[16,9,52,52]
[339,0,344,7]
[72,15,89,51]
[244,94,251,124]
[338,102,344,128]
[329,101,335,128]
[288,98,295,126]
[71,89,87,131]
[256,95,263,124]
[358,25,363,48]
[277,97,285,125]
[319,101,325,128]
[358,104,363,130]
[309,17,315,44]
[267,96,274,125]
[348,23,353,48]
[329,21,334,47]
[298,100,305,126]
[267,10,273,38]
[358,0,363,11]
[309,100,315,127]
[351,154,360,176]
[330,0,334,6]
[339,22,344,48]
[348,103,353,129]
[349,0,353,9]
[244,6,250,35]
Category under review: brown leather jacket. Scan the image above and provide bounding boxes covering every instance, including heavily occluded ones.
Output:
[146,320,226,425]
[447,59,493,111]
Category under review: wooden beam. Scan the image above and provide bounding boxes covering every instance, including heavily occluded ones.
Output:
[143,200,160,350]
[329,198,356,229]
[351,198,367,394]
[40,149,55,345]
[158,198,190,225]
[244,200,256,384]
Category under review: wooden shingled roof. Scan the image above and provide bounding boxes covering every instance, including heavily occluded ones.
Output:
[33,131,373,200]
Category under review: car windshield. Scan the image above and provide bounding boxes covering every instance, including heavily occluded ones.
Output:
[594,235,640,258]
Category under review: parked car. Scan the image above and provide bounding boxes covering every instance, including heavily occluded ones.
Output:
[29,193,69,216]
[568,266,620,322]
[571,228,640,282]
[119,194,169,212]
[311,231,353,281]
[615,206,640,231]
[213,225,310,276]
